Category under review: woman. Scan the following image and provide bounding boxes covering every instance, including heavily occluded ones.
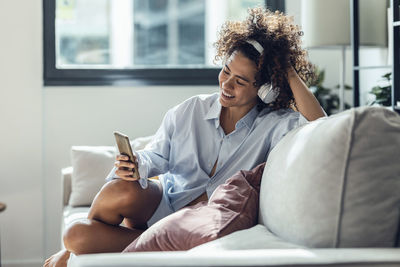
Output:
[45,7,325,267]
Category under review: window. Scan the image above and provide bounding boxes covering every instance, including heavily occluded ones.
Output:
[44,0,271,86]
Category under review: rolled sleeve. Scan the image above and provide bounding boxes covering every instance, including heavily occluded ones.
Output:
[133,150,149,179]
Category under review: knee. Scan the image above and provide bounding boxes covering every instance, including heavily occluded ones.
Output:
[103,179,142,207]
[63,220,91,254]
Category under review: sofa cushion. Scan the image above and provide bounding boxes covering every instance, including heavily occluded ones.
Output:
[70,248,400,267]
[69,146,116,207]
[123,163,265,252]
[68,136,154,207]
[63,206,91,230]
[259,107,400,248]
[190,224,304,251]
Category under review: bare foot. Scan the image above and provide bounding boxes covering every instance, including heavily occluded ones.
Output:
[44,249,71,267]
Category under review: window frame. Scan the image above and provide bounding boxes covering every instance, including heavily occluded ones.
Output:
[43,0,274,86]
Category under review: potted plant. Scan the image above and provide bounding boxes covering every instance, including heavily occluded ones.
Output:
[368,72,391,106]
[308,68,351,115]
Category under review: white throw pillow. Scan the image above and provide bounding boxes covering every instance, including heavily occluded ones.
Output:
[69,146,116,207]
[68,135,154,207]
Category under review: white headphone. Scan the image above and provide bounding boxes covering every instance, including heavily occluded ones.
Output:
[258,83,279,104]
[246,40,279,104]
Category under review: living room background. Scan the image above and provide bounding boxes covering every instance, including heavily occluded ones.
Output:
[0,0,390,266]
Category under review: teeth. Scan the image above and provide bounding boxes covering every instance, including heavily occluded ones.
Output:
[222,90,234,98]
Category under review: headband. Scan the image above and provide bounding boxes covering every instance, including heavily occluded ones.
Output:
[246,40,264,54]
[246,40,278,103]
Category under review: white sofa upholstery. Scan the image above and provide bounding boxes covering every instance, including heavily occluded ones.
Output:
[69,249,400,267]
[61,107,400,267]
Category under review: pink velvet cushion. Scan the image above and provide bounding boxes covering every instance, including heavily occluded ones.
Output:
[123,162,265,252]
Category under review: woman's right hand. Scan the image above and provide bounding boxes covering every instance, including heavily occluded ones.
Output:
[114,154,139,182]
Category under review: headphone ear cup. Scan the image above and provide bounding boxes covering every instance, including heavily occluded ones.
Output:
[258,84,279,104]
[264,88,279,104]
[257,85,269,100]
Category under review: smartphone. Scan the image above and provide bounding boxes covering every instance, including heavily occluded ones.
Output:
[113,131,140,180]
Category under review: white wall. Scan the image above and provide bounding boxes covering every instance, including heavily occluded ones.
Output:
[0,0,43,266]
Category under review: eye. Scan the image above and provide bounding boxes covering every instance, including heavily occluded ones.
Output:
[223,69,229,75]
[236,80,245,86]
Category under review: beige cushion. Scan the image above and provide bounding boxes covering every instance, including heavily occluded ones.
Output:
[259,107,400,248]
[69,146,116,207]
[68,135,154,207]
[190,224,304,251]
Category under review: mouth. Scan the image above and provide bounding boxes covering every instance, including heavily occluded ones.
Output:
[221,90,235,99]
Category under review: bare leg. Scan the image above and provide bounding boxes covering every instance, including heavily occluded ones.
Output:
[44,179,162,267]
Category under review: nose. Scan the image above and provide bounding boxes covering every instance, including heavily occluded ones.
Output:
[222,76,234,90]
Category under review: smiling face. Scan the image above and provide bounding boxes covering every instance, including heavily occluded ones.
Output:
[218,51,259,113]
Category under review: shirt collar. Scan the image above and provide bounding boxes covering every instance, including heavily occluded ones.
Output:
[204,96,221,121]
[204,96,259,130]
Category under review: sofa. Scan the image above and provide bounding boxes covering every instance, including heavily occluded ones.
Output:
[61,106,400,267]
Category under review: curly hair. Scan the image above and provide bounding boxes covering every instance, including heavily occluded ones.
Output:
[214,7,315,110]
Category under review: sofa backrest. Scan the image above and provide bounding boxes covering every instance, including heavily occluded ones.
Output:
[259,107,400,248]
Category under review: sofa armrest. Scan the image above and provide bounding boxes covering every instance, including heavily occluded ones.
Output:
[62,166,73,207]
[69,248,400,267]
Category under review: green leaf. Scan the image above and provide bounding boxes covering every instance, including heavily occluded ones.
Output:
[383,72,391,80]
[334,84,352,90]
[319,70,325,84]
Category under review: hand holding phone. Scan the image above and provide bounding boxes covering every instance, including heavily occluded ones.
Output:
[113,131,148,189]
[114,154,138,181]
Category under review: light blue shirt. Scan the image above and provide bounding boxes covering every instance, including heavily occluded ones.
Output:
[108,93,308,211]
